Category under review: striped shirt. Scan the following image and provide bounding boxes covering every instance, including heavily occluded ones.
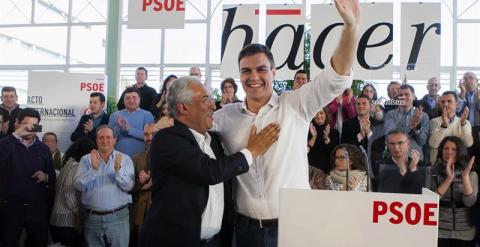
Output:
[50,158,81,227]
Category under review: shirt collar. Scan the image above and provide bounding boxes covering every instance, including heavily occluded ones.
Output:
[12,132,38,148]
[189,128,211,146]
[240,93,279,114]
[124,108,140,114]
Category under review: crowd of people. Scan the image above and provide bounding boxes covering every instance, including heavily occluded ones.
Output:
[0,0,479,247]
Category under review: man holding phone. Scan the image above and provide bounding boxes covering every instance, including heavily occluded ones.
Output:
[0,108,56,246]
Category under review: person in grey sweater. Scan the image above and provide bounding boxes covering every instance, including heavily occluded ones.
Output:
[429,136,477,247]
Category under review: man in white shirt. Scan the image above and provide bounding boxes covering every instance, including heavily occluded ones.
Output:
[139,77,280,247]
[213,1,360,246]
[428,91,473,165]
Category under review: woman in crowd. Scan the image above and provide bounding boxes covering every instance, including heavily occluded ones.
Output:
[308,107,340,175]
[50,137,96,247]
[151,74,177,120]
[325,144,368,192]
[215,77,241,110]
[327,88,356,136]
[430,136,477,247]
[361,83,384,121]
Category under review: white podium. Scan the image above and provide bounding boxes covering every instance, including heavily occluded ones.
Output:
[279,188,439,247]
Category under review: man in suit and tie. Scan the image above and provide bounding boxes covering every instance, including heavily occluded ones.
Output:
[139,77,280,247]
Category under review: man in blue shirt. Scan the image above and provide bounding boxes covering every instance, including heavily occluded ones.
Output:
[109,87,154,157]
[74,125,135,247]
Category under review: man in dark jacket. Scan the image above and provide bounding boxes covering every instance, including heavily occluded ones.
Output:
[0,108,56,247]
[139,77,280,247]
[117,67,157,113]
[70,92,109,143]
[0,86,21,139]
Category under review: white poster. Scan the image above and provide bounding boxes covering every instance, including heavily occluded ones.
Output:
[127,0,186,29]
[400,3,441,80]
[221,4,259,78]
[279,188,439,247]
[27,72,107,152]
[310,3,393,80]
[265,5,305,80]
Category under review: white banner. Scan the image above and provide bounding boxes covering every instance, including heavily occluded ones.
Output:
[310,3,393,80]
[221,4,259,78]
[265,5,305,80]
[127,0,186,29]
[27,72,107,152]
[279,188,439,247]
[400,3,441,80]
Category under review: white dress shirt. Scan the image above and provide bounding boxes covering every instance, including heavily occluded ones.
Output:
[213,63,352,219]
[189,129,224,240]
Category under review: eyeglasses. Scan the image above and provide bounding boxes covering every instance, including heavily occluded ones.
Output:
[191,96,215,105]
[335,155,347,160]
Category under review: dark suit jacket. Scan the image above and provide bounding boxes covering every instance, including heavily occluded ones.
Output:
[70,113,109,143]
[418,94,441,120]
[139,121,249,247]
[341,117,381,150]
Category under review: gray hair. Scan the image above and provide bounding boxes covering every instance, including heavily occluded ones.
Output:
[167,76,199,117]
[96,125,114,136]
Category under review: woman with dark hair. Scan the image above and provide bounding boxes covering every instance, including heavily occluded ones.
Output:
[215,77,242,110]
[430,136,477,247]
[308,107,340,174]
[151,74,177,120]
[361,83,384,121]
[325,144,368,192]
[50,137,96,247]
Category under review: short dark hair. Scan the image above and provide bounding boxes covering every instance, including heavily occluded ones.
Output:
[441,91,458,102]
[220,78,238,94]
[90,92,105,103]
[62,137,96,166]
[17,108,41,123]
[294,69,308,79]
[399,84,415,95]
[136,67,148,76]
[1,86,17,96]
[386,129,408,140]
[238,43,275,69]
[356,94,370,102]
[124,87,140,97]
[42,132,58,143]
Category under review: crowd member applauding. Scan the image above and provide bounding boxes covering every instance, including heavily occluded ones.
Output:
[215,77,241,110]
[429,136,477,247]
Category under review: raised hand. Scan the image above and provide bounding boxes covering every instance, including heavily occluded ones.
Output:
[408,149,420,173]
[460,106,469,125]
[446,158,455,181]
[156,116,174,130]
[309,123,317,138]
[91,149,101,170]
[462,156,475,179]
[83,119,94,133]
[246,123,281,157]
[441,106,449,126]
[334,0,361,26]
[139,170,151,185]
[114,153,122,171]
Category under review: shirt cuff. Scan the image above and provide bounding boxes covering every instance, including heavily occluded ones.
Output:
[357,133,363,142]
[240,148,253,166]
[367,131,373,139]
